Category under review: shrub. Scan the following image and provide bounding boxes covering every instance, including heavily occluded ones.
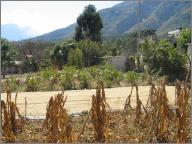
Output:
[126,71,140,85]
[78,69,91,89]
[60,66,77,90]
[125,56,136,71]
[100,65,124,87]
[67,48,84,68]
[141,39,187,81]
[41,67,60,90]
[25,76,38,91]
[8,77,19,91]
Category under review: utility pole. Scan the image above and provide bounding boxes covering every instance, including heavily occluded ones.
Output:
[136,0,141,71]
[137,0,141,53]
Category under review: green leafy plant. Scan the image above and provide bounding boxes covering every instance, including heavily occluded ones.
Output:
[126,71,140,85]
[25,77,39,91]
[78,69,92,89]
[60,66,77,90]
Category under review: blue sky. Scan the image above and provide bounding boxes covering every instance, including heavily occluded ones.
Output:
[1,1,122,36]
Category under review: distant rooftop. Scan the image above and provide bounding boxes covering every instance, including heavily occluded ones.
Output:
[168,29,180,37]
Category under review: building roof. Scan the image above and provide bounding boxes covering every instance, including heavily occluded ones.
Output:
[168,30,180,36]
[15,61,22,65]
[25,55,33,58]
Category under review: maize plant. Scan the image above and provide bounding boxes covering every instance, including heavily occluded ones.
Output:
[175,80,190,143]
[124,86,133,110]
[144,79,174,142]
[91,81,110,142]
[43,92,73,143]
[1,88,24,142]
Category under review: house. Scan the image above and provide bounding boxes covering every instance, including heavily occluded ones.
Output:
[168,27,183,38]
[168,29,181,38]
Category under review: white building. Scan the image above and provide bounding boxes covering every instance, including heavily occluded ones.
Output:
[168,29,181,38]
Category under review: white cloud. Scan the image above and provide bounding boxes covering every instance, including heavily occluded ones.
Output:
[1,1,122,36]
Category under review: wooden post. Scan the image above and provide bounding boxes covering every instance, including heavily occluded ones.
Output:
[25,97,27,119]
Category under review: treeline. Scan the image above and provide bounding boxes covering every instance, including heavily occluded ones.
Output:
[1,29,156,74]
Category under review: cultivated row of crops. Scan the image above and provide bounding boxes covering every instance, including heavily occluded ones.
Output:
[1,80,190,143]
[2,65,151,92]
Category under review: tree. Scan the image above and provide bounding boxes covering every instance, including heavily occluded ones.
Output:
[77,40,102,67]
[177,28,191,55]
[1,39,17,78]
[177,28,191,81]
[141,39,187,81]
[50,45,64,70]
[50,42,75,69]
[13,40,54,70]
[75,4,103,42]
[67,48,84,68]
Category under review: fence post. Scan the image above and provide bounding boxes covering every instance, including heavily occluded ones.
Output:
[25,97,27,119]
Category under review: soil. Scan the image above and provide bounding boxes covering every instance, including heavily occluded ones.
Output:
[1,86,176,117]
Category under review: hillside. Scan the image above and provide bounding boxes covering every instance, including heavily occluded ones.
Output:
[28,0,191,42]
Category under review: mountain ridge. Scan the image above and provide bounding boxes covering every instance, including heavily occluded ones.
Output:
[3,1,191,42]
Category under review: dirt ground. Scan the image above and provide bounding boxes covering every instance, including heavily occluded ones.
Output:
[1,86,176,117]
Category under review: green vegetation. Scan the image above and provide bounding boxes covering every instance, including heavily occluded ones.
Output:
[1,65,145,92]
[1,39,17,78]
[177,28,191,64]
[75,4,103,42]
[25,76,39,92]
[67,48,84,68]
[1,4,191,90]
[141,39,187,81]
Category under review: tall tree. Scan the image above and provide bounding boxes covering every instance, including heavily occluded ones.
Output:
[50,42,75,69]
[77,40,101,67]
[50,45,64,70]
[1,39,17,78]
[75,4,103,42]
[177,28,191,82]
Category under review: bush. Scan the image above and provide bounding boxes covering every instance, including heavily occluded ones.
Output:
[126,71,140,85]
[8,77,19,91]
[60,66,77,90]
[41,67,60,90]
[125,56,136,71]
[141,39,187,81]
[77,40,102,67]
[25,76,38,91]
[78,69,92,89]
[67,48,84,68]
[100,65,123,87]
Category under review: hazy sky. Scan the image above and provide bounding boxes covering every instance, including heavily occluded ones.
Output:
[1,1,122,36]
